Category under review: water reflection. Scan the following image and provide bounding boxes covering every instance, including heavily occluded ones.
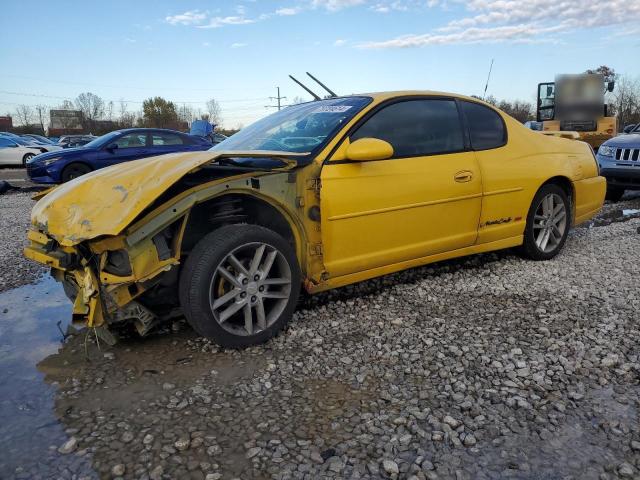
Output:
[0,277,95,478]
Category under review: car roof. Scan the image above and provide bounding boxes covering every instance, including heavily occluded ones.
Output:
[344,90,496,105]
[117,128,186,135]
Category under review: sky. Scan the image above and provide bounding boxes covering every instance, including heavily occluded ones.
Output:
[1,0,639,127]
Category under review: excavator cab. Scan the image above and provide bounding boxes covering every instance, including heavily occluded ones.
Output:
[536,74,617,150]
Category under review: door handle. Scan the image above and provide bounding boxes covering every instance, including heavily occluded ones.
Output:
[454,170,473,183]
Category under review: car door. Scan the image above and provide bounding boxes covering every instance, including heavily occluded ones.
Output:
[99,132,151,167]
[150,132,188,155]
[320,98,482,278]
[0,138,21,165]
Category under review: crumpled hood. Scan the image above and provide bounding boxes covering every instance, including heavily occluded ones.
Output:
[31,150,302,246]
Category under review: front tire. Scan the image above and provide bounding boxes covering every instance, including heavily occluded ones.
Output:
[22,153,35,166]
[179,224,301,348]
[61,163,92,182]
[605,185,625,202]
[520,184,570,260]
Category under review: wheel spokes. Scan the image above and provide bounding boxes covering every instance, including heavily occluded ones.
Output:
[262,291,289,299]
[255,299,267,330]
[553,209,566,225]
[260,250,278,280]
[243,303,253,335]
[262,277,290,285]
[212,288,238,310]
[534,193,567,253]
[217,267,241,288]
[218,299,246,323]
[227,254,249,277]
[209,241,293,336]
[249,245,266,275]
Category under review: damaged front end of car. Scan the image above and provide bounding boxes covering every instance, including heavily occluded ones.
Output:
[24,217,188,344]
[23,150,307,344]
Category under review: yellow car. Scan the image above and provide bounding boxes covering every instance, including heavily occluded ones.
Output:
[24,91,606,347]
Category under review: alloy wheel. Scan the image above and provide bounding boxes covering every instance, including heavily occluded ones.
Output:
[533,193,567,253]
[208,242,292,336]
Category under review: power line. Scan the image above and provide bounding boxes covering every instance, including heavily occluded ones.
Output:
[265,87,287,111]
[0,90,268,105]
[0,74,269,93]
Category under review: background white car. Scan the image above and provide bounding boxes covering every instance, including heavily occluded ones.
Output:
[0,136,61,166]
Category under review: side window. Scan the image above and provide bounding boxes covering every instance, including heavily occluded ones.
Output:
[0,138,16,147]
[351,99,464,157]
[461,101,506,150]
[152,133,184,146]
[114,133,147,149]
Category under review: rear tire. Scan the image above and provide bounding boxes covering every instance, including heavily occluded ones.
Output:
[61,163,92,182]
[520,184,570,261]
[179,224,301,348]
[605,185,625,202]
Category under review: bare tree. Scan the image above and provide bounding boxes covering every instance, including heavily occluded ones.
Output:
[118,99,128,118]
[14,105,34,126]
[206,98,222,126]
[75,92,105,128]
[177,104,195,125]
[290,96,307,105]
[497,99,534,123]
[610,75,640,130]
[58,99,75,110]
[586,65,616,84]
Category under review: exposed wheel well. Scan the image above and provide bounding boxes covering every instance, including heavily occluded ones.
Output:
[181,194,297,256]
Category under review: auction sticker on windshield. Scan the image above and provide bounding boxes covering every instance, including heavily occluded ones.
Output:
[311,105,353,113]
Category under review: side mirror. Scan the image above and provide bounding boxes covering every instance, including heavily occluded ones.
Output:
[345,138,394,162]
[106,143,118,151]
[607,81,615,92]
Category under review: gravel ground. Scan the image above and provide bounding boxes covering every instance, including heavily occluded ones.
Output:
[1,191,639,480]
[0,191,46,292]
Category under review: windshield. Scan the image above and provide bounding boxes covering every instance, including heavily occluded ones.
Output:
[210,97,371,159]
[31,135,54,144]
[83,131,121,149]
[11,137,38,146]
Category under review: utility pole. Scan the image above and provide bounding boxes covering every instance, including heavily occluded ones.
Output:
[266,87,287,111]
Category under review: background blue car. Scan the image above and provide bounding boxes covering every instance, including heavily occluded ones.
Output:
[596,124,640,201]
[26,128,212,184]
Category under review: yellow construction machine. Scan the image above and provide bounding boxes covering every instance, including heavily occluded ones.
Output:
[536,73,617,150]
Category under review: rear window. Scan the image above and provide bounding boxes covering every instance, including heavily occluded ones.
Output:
[461,101,506,150]
[153,133,184,146]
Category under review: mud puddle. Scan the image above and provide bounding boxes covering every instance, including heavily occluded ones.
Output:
[453,386,639,479]
[0,277,96,478]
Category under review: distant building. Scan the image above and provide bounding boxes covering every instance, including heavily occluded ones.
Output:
[0,116,13,130]
[49,109,83,136]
